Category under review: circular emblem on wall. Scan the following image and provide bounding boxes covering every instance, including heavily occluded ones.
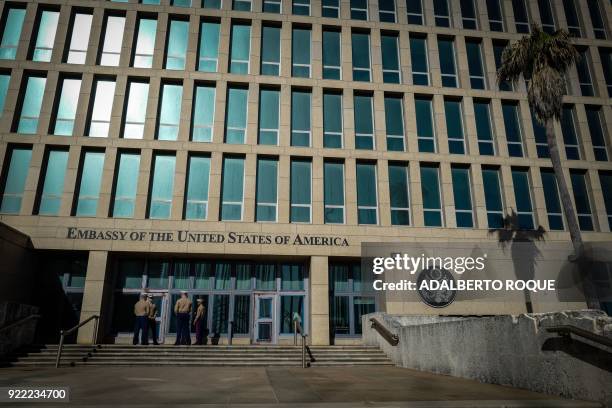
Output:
[417,267,457,308]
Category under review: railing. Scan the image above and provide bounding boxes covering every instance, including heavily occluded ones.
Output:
[546,325,612,348]
[294,320,315,368]
[370,317,399,346]
[0,314,40,335]
[55,315,99,368]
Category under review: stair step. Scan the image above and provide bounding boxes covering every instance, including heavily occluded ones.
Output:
[8,344,392,368]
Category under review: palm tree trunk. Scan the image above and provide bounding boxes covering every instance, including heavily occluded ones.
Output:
[545,120,599,309]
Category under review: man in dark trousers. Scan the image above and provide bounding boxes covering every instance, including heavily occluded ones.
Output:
[193,297,206,345]
[174,291,192,345]
[133,293,150,345]
[146,294,160,345]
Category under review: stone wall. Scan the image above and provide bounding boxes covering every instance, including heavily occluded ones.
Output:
[363,311,612,406]
[0,302,39,358]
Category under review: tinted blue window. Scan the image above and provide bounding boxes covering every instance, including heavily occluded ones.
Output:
[221,156,244,221]
[385,97,404,151]
[406,0,423,24]
[157,83,183,141]
[113,153,140,218]
[166,19,189,70]
[356,163,378,224]
[434,0,451,27]
[0,147,32,214]
[256,158,278,222]
[381,35,400,84]
[230,24,251,74]
[38,150,69,216]
[290,159,311,222]
[324,161,345,223]
[199,21,220,72]
[354,95,374,149]
[512,0,530,33]
[465,41,485,89]
[438,38,457,87]
[561,107,580,160]
[451,167,473,228]
[420,165,442,227]
[410,37,428,85]
[259,88,280,145]
[76,152,105,217]
[291,90,311,147]
[323,30,341,80]
[261,26,281,76]
[570,171,594,231]
[149,155,175,219]
[576,49,594,96]
[460,0,478,29]
[324,92,343,148]
[123,81,149,139]
[586,107,608,161]
[389,163,410,225]
[0,74,9,119]
[133,18,157,68]
[415,97,435,152]
[192,85,215,142]
[352,33,371,82]
[292,28,311,78]
[54,78,81,136]
[482,168,504,228]
[32,10,60,62]
[445,100,465,154]
[0,7,26,60]
[511,169,534,229]
[599,48,612,97]
[474,101,495,155]
[540,169,564,230]
[226,87,248,144]
[186,156,211,220]
[493,42,512,91]
[531,110,549,158]
[502,103,523,157]
[599,171,612,230]
[18,76,47,134]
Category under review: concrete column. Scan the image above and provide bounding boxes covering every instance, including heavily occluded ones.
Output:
[77,251,109,344]
[309,255,329,345]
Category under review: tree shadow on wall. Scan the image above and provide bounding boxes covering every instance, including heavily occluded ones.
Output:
[488,210,546,313]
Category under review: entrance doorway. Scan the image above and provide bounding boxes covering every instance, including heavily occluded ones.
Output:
[147,293,168,344]
[254,294,276,343]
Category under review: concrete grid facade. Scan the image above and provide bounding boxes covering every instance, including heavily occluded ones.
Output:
[0,0,611,345]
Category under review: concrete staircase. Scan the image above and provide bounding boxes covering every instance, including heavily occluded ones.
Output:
[5,344,394,367]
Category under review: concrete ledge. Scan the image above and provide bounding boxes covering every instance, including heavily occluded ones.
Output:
[363,311,612,406]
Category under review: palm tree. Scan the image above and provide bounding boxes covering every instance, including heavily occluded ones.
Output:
[497,25,599,309]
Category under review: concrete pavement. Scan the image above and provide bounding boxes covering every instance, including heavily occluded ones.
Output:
[0,366,602,407]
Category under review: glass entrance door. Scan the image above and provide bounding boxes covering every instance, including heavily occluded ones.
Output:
[254,294,276,343]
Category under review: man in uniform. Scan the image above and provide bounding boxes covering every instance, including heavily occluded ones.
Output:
[146,294,160,345]
[133,293,150,345]
[174,291,192,345]
[193,297,206,345]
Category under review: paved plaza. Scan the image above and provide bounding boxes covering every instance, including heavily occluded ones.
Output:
[0,366,601,407]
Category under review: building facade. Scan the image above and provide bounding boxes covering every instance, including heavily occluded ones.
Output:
[0,0,611,345]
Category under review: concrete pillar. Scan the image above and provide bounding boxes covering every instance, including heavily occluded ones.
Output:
[309,255,329,345]
[77,251,109,344]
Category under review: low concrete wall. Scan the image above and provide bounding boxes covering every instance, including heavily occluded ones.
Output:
[363,311,612,406]
[0,302,39,358]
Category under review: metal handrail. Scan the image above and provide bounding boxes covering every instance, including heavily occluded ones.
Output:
[55,315,99,368]
[294,321,314,368]
[546,325,612,348]
[370,317,399,346]
[0,314,40,334]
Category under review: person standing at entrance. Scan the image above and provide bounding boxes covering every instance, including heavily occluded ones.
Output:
[133,293,150,345]
[146,294,160,345]
[174,291,192,345]
[193,298,206,345]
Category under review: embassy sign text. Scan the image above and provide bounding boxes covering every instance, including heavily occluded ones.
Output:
[66,227,349,247]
